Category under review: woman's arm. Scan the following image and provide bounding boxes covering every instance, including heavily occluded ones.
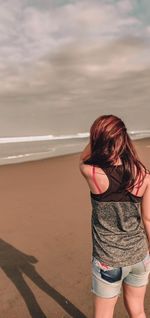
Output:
[79,142,91,165]
[141,174,150,252]
[79,142,91,177]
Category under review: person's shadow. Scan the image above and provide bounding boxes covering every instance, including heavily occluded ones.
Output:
[0,239,86,318]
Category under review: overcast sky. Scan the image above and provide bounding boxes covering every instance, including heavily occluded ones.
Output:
[0,0,150,98]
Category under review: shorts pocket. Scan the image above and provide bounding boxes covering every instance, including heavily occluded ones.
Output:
[92,258,122,283]
[100,268,122,283]
[142,253,150,272]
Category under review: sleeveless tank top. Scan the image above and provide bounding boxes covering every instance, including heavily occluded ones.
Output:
[91,165,148,267]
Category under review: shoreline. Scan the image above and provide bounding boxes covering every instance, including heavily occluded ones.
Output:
[0,136,149,168]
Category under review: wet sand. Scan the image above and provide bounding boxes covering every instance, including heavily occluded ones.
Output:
[0,138,149,318]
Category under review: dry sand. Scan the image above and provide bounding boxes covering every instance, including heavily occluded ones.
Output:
[0,138,149,318]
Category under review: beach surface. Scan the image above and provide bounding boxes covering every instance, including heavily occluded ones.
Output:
[0,138,149,318]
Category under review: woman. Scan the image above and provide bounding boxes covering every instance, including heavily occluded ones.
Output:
[79,114,150,318]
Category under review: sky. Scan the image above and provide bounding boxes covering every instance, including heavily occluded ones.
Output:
[0,0,150,97]
[0,0,150,139]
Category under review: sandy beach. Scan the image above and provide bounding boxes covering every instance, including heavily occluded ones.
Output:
[0,138,149,318]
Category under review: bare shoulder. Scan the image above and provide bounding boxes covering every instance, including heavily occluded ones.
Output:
[79,161,92,178]
[79,161,105,178]
[141,171,150,196]
[134,165,149,182]
[145,173,150,186]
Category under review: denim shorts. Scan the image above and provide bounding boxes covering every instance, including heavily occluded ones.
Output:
[91,253,150,298]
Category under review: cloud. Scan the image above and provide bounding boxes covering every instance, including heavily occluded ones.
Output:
[0,0,147,62]
[0,36,149,100]
[117,0,133,13]
[0,0,150,97]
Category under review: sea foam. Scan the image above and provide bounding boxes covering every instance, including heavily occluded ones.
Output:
[0,130,149,165]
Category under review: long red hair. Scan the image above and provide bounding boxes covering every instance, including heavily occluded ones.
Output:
[84,114,149,191]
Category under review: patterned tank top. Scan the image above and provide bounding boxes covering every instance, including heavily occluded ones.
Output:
[91,165,148,267]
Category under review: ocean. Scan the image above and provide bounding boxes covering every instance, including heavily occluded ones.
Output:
[0,128,149,166]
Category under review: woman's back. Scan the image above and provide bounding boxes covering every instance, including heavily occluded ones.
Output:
[81,162,148,198]
[82,163,149,267]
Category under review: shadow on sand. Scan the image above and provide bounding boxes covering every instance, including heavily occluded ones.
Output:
[0,239,86,318]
